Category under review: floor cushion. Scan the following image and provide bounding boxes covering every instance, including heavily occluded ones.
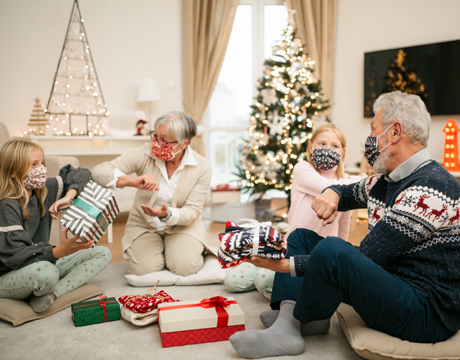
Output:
[336,303,460,360]
[124,254,226,286]
[0,283,103,326]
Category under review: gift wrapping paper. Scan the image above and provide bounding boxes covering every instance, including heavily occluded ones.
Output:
[157,296,245,347]
[60,180,119,244]
[71,295,121,327]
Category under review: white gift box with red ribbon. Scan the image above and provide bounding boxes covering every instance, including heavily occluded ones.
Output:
[157,296,245,347]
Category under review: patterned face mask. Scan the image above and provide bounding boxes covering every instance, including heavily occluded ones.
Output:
[151,141,182,161]
[23,165,48,190]
[311,147,342,171]
[364,125,392,166]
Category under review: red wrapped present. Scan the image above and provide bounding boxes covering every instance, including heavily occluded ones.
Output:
[211,184,241,204]
[118,287,179,313]
[158,296,245,347]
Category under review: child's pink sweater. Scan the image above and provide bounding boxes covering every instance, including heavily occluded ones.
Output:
[287,161,362,241]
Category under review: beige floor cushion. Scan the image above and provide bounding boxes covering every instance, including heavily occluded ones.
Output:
[0,283,103,326]
[337,303,460,360]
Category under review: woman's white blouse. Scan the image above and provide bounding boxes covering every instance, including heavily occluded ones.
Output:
[106,147,197,231]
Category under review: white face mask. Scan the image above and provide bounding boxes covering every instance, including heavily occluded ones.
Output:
[23,165,48,189]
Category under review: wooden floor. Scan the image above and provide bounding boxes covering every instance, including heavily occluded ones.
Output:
[97,212,369,264]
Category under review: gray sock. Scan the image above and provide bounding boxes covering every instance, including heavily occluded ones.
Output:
[230,300,305,359]
[259,308,279,328]
[260,308,330,335]
[28,294,55,313]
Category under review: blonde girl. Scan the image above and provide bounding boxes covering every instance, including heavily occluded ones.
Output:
[225,123,367,302]
[0,140,111,313]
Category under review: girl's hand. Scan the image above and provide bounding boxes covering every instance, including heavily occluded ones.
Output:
[52,228,94,259]
[49,197,73,220]
[140,203,168,218]
[131,175,159,192]
[311,188,340,226]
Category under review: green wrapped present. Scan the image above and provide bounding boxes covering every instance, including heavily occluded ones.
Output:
[71,294,120,327]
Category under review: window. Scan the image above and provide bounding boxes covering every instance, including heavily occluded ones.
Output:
[204,0,288,187]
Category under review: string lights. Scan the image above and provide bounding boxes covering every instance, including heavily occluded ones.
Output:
[43,0,109,136]
[236,22,329,202]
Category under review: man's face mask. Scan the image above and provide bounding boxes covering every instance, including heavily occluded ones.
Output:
[364,125,392,167]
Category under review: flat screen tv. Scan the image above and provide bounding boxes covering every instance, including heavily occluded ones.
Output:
[364,39,460,117]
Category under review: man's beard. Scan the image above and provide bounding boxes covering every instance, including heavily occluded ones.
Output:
[373,146,390,175]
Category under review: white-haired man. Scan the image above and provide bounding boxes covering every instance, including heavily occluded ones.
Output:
[230,91,460,358]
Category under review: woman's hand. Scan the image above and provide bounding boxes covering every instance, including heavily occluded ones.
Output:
[52,228,94,259]
[140,203,168,218]
[129,175,159,192]
[247,256,290,273]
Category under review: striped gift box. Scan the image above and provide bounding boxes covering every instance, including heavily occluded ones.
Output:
[60,180,120,244]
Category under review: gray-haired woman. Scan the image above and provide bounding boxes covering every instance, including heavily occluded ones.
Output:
[92,111,213,277]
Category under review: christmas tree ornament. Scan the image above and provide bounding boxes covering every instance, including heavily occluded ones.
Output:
[261,88,278,105]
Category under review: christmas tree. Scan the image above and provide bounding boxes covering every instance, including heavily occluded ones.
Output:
[235,21,329,203]
[45,0,109,136]
[385,49,428,99]
[26,98,50,135]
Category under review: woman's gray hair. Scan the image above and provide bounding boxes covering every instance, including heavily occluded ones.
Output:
[153,111,197,143]
[373,91,431,148]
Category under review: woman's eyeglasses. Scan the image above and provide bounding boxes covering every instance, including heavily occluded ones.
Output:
[149,131,178,148]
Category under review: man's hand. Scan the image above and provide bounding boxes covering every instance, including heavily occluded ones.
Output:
[140,203,168,218]
[247,256,290,273]
[311,188,340,226]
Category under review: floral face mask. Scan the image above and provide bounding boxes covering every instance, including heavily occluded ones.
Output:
[23,165,48,189]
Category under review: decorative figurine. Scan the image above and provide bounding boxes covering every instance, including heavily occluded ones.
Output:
[135,119,148,136]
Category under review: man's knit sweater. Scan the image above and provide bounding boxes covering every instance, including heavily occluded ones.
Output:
[328,160,460,333]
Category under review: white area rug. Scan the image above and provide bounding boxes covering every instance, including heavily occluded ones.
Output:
[0,261,363,360]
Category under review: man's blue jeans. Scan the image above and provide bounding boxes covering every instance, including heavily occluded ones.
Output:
[270,228,454,343]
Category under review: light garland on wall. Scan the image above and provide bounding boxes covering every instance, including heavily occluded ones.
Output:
[44,0,109,136]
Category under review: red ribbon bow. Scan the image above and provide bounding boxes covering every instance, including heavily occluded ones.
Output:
[157,296,237,327]
[99,294,108,322]
[199,296,234,327]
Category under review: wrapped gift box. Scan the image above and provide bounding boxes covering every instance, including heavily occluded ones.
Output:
[71,295,121,327]
[211,184,241,204]
[158,296,245,347]
[60,180,119,244]
[211,202,255,223]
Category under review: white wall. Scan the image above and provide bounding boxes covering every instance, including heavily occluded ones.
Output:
[2,0,460,169]
[0,0,183,137]
[333,0,460,168]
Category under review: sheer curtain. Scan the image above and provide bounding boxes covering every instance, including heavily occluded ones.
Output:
[285,0,337,116]
[183,0,239,155]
